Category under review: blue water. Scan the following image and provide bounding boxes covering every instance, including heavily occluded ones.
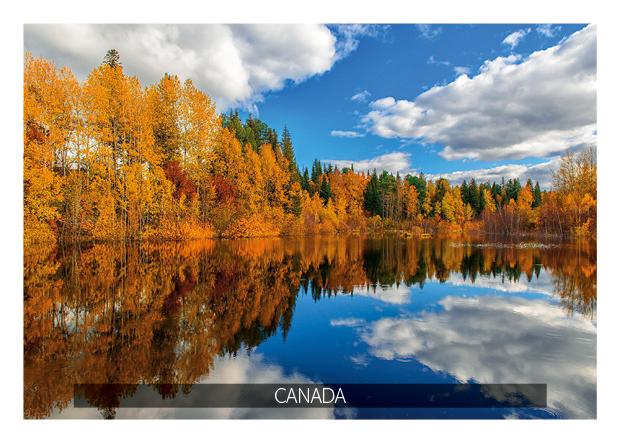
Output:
[34,236,596,420]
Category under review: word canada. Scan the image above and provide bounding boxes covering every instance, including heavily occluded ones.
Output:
[275,387,346,404]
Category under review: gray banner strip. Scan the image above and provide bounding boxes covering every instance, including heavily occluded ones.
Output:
[74,383,547,409]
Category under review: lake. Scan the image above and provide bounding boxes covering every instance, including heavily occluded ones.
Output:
[23,234,597,419]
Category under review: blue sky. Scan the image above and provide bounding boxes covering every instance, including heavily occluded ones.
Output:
[23,23,596,188]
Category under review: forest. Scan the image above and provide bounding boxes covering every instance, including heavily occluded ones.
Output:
[24,51,597,244]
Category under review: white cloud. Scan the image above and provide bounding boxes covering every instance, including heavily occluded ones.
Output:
[353,284,413,305]
[351,90,371,102]
[355,295,597,418]
[23,24,372,112]
[330,317,366,327]
[331,24,389,59]
[331,130,365,138]
[50,351,336,419]
[444,268,555,296]
[453,66,471,76]
[417,24,442,40]
[428,55,471,77]
[537,24,562,38]
[426,158,560,189]
[502,28,531,50]
[322,152,416,176]
[361,25,597,162]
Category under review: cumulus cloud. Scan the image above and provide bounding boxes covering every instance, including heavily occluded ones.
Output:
[361,25,597,162]
[355,295,597,418]
[322,152,416,176]
[331,130,365,138]
[453,66,471,76]
[426,158,560,189]
[23,24,376,112]
[502,28,531,50]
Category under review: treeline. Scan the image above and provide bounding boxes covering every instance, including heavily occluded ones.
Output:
[24,51,596,244]
[293,144,595,240]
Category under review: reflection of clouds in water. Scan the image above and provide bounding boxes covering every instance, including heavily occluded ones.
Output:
[347,270,555,306]
[353,284,412,305]
[348,354,371,367]
[330,318,366,327]
[444,269,554,296]
[50,352,337,419]
[355,295,596,418]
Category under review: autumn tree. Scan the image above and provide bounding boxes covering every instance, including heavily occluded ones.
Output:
[403,181,419,222]
[24,54,78,243]
[550,145,597,237]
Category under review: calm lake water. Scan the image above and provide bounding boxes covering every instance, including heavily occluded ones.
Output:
[23,234,596,419]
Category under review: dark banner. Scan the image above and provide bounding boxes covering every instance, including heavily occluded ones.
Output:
[74,383,547,409]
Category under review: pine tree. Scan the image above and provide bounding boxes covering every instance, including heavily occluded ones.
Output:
[533,181,542,208]
[311,159,323,184]
[103,49,122,68]
[363,170,381,216]
[468,178,480,216]
[319,175,332,205]
[460,180,469,207]
[301,167,310,193]
[281,125,299,181]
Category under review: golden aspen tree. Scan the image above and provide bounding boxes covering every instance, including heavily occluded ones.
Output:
[178,79,220,226]
[451,187,465,225]
[440,190,456,223]
[403,181,419,222]
[147,74,182,166]
[24,54,79,243]
[343,169,366,215]
[243,148,264,215]
[517,183,536,231]
[335,197,347,230]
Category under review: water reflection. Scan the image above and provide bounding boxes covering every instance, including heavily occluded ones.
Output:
[24,234,596,419]
[50,351,343,419]
[336,295,596,418]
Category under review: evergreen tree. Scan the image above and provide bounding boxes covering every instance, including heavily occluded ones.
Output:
[103,49,122,68]
[505,178,522,203]
[364,170,381,216]
[281,126,299,181]
[468,178,480,215]
[301,167,310,192]
[406,173,428,210]
[491,182,502,207]
[460,180,469,206]
[319,175,332,205]
[311,159,323,184]
[221,109,244,142]
[533,181,542,208]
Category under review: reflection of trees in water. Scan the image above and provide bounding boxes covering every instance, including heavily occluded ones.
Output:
[23,240,298,418]
[24,234,596,418]
[549,241,597,321]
